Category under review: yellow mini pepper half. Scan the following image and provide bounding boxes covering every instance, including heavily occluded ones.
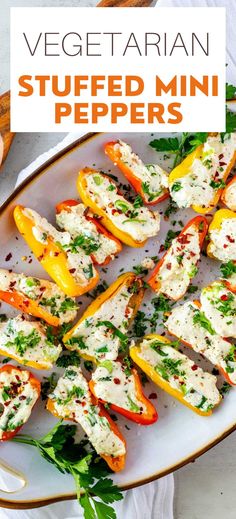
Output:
[63,272,144,363]
[130,334,221,416]
[207,208,236,259]
[14,205,99,297]
[168,135,236,214]
[77,168,159,248]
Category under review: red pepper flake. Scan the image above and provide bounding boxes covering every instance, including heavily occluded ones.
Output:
[69,268,76,274]
[19,395,27,401]
[223,244,228,248]
[220,294,228,301]
[5,253,12,262]
[159,244,165,253]
[148,392,157,399]
[39,286,46,292]
[54,252,59,257]
[166,263,172,270]
[219,153,224,160]
[177,234,190,245]
[9,281,16,288]
[191,364,198,371]
[114,378,121,385]
[226,235,235,243]
[219,161,227,167]
[37,254,44,262]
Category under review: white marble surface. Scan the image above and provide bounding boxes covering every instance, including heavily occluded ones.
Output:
[1,1,236,519]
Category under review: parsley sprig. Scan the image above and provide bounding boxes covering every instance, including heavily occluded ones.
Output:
[12,421,123,518]
[149,132,207,167]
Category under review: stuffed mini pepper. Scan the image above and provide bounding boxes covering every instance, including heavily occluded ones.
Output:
[14,206,99,297]
[207,209,236,263]
[63,272,144,362]
[104,140,169,205]
[166,300,236,385]
[47,366,126,472]
[89,360,157,425]
[56,199,122,266]
[77,168,160,247]
[0,269,78,327]
[148,216,208,300]
[130,334,221,416]
[200,281,236,339]
[0,315,62,369]
[168,133,236,213]
[0,364,40,441]
[221,175,236,211]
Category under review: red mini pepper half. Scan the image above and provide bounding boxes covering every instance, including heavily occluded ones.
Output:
[0,364,41,441]
[89,361,158,425]
[104,140,169,205]
[56,199,122,266]
[148,215,208,300]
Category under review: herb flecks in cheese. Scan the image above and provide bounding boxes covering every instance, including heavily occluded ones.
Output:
[170,133,236,209]
[137,337,220,411]
[23,208,96,285]
[201,281,236,338]
[92,360,146,414]
[0,269,78,324]
[65,283,136,361]
[208,218,236,262]
[50,367,125,458]
[115,140,169,203]
[85,172,160,242]
[0,368,39,439]
[153,223,201,299]
[0,316,62,369]
[56,203,119,264]
[166,301,236,384]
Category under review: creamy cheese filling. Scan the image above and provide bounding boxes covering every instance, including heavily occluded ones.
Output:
[92,360,147,413]
[166,301,236,384]
[137,338,220,411]
[56,203,119,264]
[85,172,160,242]
[201,282,236,338]
[154,224,200,299]
[0,269,78,324]
[50,367,125,457]
[65,285,134,361]
[0,368,38,439]
[0,316,62,368]
[115,140,169,203]
[23,208,96,285]
[224,180,236,211]
[208,218,236,262]
[170,133,236,208]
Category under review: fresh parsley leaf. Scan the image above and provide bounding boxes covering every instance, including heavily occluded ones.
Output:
[163,229,180,250]
[133,311,148,337]
[41,372,58,400]
[187,285,198,294]
[226,83,236,100]
[164,200,178,219]
[193,309,215,335]
[133,194,143,208]
[149,137,180,153]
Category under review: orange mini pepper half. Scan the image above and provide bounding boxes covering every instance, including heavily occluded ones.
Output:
[0,269,78,327]
[14,205,99,297]
[0,364,40,441]
[89,362,158,425]
[130,334,221,416]
[148,215,208,300]
[63,272,144,363]
[104,140,169,205]
[56,199,122,266]
[207,209,236,261]
[77,168,160,248]
[46,368,126,472]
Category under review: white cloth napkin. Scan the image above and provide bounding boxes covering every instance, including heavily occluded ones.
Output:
[10,130,174,519]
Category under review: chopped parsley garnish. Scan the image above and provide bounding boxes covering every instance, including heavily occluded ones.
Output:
[41,372,58,401]
[56,350,81,368]
[215,292,235,317]
[193,309,215,335]
[209,179,226,190]
[133,264,148,276]
[219,382,232,396]
[133,194,143,208]
[151,294,172,313]
[39,296,78,316]
[164,199,178,219]
[226,83,236,99]
[83,263,94,279]
[127,396,140,413]
[163,229,180,250]
[220,261,236,279]
[187,285,198,294]
[171,182,182,192]
[84,360,94,373]
[149,132,207,168]
[5,329,41,357]
[66,336,88,350]
[133,311,148,337]
[96,321,128,351]
[88,281,109,299]
[0,314,7,322]
[196,395,208,410]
